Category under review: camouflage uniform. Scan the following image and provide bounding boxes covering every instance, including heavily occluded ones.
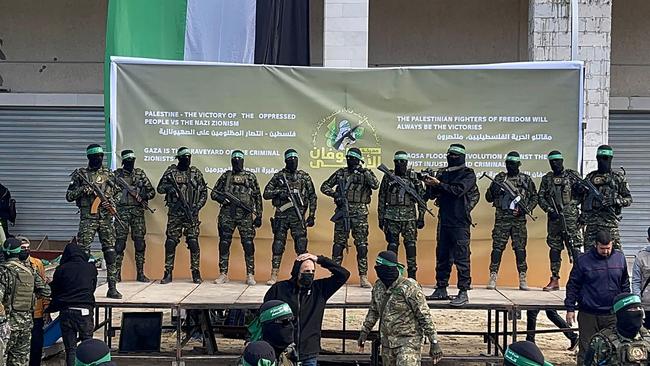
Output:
[579,170,632,251]
[359,276,438,366]
[485,172,538,274]
[0,258,51,366]
[212,170,263,275]
[585,327,650,366]
[65,167,120,285]
[538,169,583,278]
[157,165,207,273]
[321,167,379,276]
[263,169,317,270]
[113,167,155,279]
[378,169,425,279]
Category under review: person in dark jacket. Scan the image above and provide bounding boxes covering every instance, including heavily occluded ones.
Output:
[423,144,479,307]
[0,182,14,238]
[48,242,98,366]
[564,230,630,365]
[264,253,350,366]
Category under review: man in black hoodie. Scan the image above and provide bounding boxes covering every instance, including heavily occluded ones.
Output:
[48,242,98,366]
[264,253,350,366]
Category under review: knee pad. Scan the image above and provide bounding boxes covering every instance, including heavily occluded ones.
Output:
[104,248,117,265]
[133,239,146,253]
[242,240,255,256]
[165,239,177,253]
[387,243,399,253]
[405,243,417,258]
[357,244,368,258]
[549,248,562,262]
[332,244,345,258]
[272,240,285,255]
[114,239,127,255]
[187,239,200,252]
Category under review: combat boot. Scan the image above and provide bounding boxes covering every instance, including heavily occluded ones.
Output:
[160,270,173,284]
[543,277,560,291]
[450,290,468,307]
[246,274,257,286]
[214,273,229,284]
[266,268,279,285]
[486,272,498,290]
[136,267,150,283]
[426,287,449,301]
[519,272,530,291]
[192,270,202,284]
[107,282,122,299]
[359,275,371,288]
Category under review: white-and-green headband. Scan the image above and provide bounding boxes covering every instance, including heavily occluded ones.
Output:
[86,146,104,155]
[394,153,409,161]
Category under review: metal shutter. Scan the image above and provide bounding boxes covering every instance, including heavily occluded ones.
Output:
[0,107,105,241]
[609,112,650,255]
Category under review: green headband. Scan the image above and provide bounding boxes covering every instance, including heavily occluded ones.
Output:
[394,153,409,161]
[597,148,614,157]
[547,153,563,161]
[346,150,363,160]
[121,152,136,160]
[232,151,245,159]
[2,246,22,254]
[285,151,298,159]
[86,146,104,155]
[75,353,111,366]
[376,256,405,276]
[447,146,466,155]
[613,295,642,313]
[506,155,520,162]
[504,347,553,366]
[242,359,276,366]
[247,303,293,342]
[176,148,191,157]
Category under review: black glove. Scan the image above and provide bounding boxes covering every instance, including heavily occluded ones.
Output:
[548,211,560,221]
[335,196,347,206]
[253,216,262,228]
[277,191,290,201]
[417,218,425,229]
[306,216,315,227]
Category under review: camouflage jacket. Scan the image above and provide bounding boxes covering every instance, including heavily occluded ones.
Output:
[0,258,50,326]
[360,276,438,348]
[320,167,379,215]
[156,165,207,216]
[211,170,262,217]
[378,169,426,222]
[263,169,317,219]
[113,167,156,208]
[485,172,538,221]
[538,169,581,218]
[579,170,632,225]
[586,327,650,366]
[65,167,119,219]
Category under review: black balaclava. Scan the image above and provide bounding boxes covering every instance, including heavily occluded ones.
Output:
[232,150,245,173]
[505,151,521,177]
[259,301,294,353]
[290,259,315,289]
[176,147,191,171]
[613,293,645,339]
[284,149,298,173]
[504,341,546,366]
[393,151,408,176]
[121,149,136,173]
[243,341,276,366]
[596,145,613,173]
[547,150,564,175]
[76,339,114,366]
[346,147,363,171]
[447,144,466,167]
[375,250,400,287]
[2,238,23,260]
[86,144,104,171]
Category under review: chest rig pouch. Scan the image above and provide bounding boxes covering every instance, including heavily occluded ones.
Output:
[6,261,35,312]
[620,341,649,364]
[228,172,253,206]
[387,172,416,206]
[346,170,370,204]
[498,176,523,211]
[552,175,572,208]
[585,174,613,211]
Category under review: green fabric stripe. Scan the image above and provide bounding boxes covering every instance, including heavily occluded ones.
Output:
[176,148,191,157]
[393,153,409,161]
[121,152,136,159]
[613,294,641,313]
[86,146,104,155]
[547,153,563,160]
[506,155,521,162]
[346,151,363,160]
[104,0,189,167]
[375,256,405,275]
[285,151,299,159]
[447,146,465,155]
[242,359,276,366]
[259,303,293,323]
[504,348,552,366]
[232,151,245,159]
[2,246,22,254]
[597,148,614,157]
[75,352,111,366]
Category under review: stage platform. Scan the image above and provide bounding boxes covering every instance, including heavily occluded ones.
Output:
[93,281,569,363]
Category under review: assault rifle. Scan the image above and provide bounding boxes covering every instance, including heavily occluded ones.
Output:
[480,172,536,221]
[169,172,200,227]
[115,176,155,213]
[549,195,578,263]
[73,171,126,229]
[209,187,258,218]
[330,176,351,252]
[377,163,434,218]
[281,173,306,229]
[566,170,621,221]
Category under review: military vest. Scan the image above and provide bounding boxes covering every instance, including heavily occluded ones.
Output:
[341,169,372,204]
[583,171,620,213]
[225,171,255,207]
[494,173,529,211]
[166,167,201,206]
[272,171,309,211]
[115,168,142,206]
[75,168,115,209]
[602,327,650,365]
[386,170,419,206]
[548,171,575,208]
[3,260,34,312]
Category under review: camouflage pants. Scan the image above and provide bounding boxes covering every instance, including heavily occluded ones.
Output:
[0,324,8,366]
[489,218,528,274]
[332,214,369,276]
[77,217,118,285]
[271,212,308,270]
[218,213,255,274]
[381,345,421,366]
[6,317,32,366]
[164,214,201,272]
[583,224,621,251]
[547,216,582,278]
[115,206,147,277]
[384,219,418,278]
